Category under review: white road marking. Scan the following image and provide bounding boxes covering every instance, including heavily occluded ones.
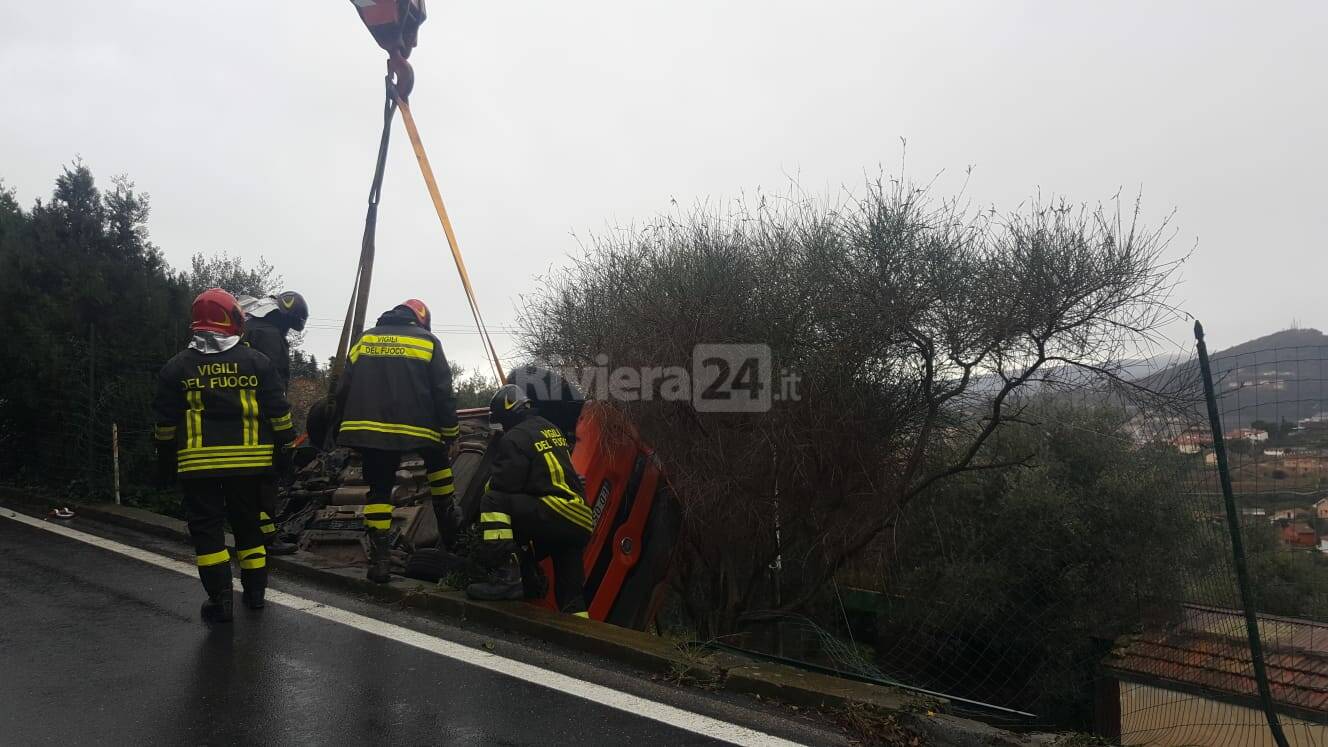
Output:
[1,507,803,747]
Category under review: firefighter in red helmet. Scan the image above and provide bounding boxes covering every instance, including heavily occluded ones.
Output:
[334,299,460,583]
[153,289,295,622]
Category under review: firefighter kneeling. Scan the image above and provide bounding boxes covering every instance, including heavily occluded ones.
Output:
[467,385,591,618]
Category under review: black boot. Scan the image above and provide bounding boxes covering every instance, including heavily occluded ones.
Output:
[466,554,523,601]
[366,528,392,584]
[200,591,234,623]
[241,569,267,610]
[266,535,299,556]
[519,551,548,600]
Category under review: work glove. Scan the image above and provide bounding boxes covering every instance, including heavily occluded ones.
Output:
[155,447,177,487]
[274,445,294,480]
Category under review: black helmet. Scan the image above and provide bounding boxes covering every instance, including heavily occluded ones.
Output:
[274,291,309,331]
[489,384,533,430]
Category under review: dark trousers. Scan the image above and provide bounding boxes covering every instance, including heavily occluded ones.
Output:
[478,490,592,614]
[258,476,279,540]
[181,476,266,596]
[357,446,454,533]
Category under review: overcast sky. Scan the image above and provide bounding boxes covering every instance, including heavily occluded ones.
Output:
[3,1,1325,373]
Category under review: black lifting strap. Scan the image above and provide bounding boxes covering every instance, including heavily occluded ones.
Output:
[326,77,399,441]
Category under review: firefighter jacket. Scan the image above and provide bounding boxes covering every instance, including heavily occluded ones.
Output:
[153,342,294,478]
[334,308,459,452]
[243,315,290,390]
[489,415,584,502]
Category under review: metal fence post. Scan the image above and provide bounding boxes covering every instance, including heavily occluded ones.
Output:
[1195,320,1289,747]
[87,324,96,492]
[112,422,121,505]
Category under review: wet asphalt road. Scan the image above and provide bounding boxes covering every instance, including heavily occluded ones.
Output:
[0,517,749,746]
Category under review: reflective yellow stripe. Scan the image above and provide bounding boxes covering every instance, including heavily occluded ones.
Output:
[237,545,266,570]
[179,456,273,466]
[544,494,592,523]
[186,390,204,449]
[541,496,592,531]
[364,518,391,530]
[364,503,394,515]
[179,444,273,454]
[178,459,273,473]
[573,611,589,619]
[483,529,514,541]
[360,333,435,352]
[270,412,293,432]
[196,549,229,567]
[338,420,442,442]
[480,512,512,525]
[427,468,453,482]
[440,425,460,439]
[544,452,580,502]
[348,334,435,364]
[430,485,455,496]
[153,424,176,441]
[242,389,258,446]
[179,446,273,461]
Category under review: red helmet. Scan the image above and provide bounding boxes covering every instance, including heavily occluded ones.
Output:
[401,298,431,330]
[191,288,245,336]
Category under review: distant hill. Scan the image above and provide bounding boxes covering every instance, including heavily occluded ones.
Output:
[1142,328,1328,428]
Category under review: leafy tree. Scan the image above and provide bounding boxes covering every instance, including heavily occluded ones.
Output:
[449,362,498,409]
[876,406,1217,726]
[0,163,317,498]
[0,163,189,493]
[184,251,280,298]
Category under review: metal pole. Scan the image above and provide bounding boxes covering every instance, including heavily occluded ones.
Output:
[88,325,96,491]
[112,423,121,505]
[1195,320,1289,747]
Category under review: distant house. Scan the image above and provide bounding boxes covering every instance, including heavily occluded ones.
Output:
[1271,508,1299,522]
[1173,432,1212,455]
[1282,522,1318,547]
[1225,427,1269,443]
[1204,452,1218,466]
[1101,604,1328,745]
[1316,498,1328,520]
[1264,447,1287,457]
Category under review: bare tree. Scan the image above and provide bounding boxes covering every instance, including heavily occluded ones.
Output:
[520,176,1185,636]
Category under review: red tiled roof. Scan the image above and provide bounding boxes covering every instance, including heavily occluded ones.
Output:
[1104,605,1328,714]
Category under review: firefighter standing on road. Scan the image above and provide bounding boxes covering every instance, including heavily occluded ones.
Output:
[153,289,295,622]
[334,299,460,583]
[467,385,592,617]
[241,290,310,555]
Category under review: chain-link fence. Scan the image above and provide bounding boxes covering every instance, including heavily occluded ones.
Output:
[7,323,1328,744]
[655,325,1328,744]
[0,330,163,507]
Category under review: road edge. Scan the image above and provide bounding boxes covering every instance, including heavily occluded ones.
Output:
[0,488,1059,746]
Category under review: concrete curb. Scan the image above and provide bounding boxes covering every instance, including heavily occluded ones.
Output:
[0,489,1056,744]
